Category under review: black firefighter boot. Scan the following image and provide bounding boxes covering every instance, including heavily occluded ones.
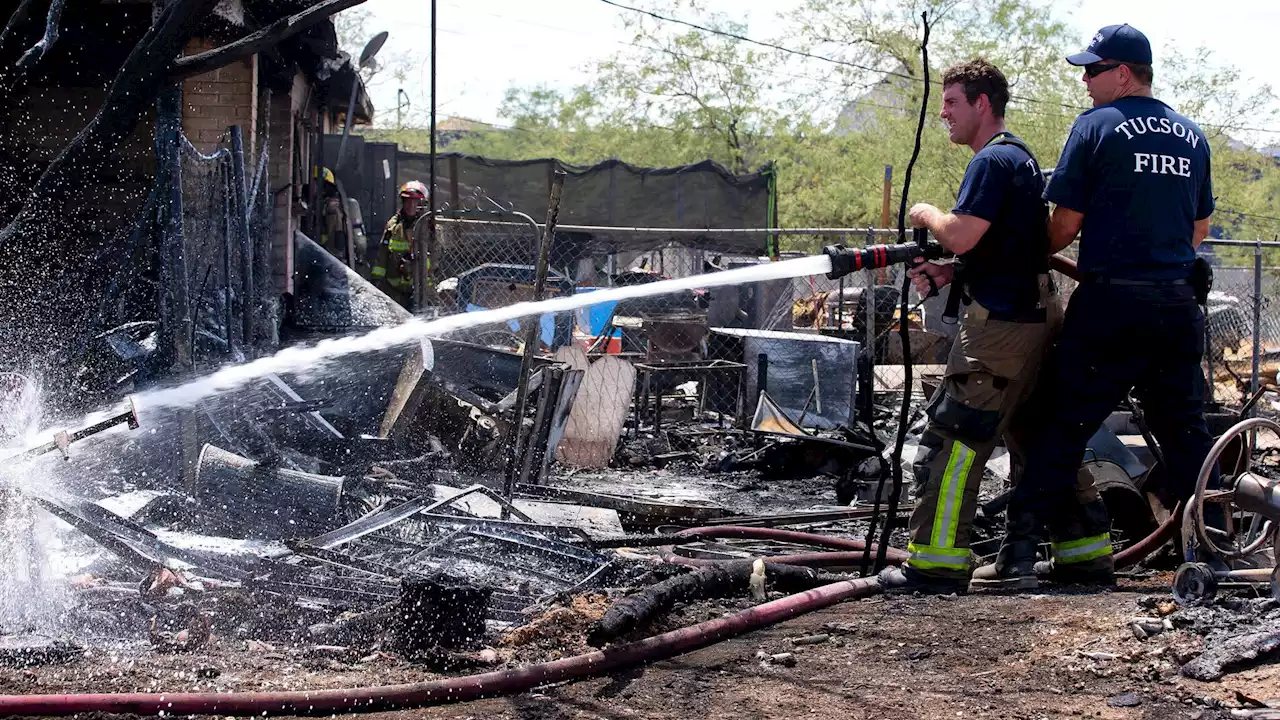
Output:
[878,564,970,595]
[1038,498,1116,587]
[970,510,1041,591]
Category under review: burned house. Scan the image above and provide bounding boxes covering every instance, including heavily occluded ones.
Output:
[0,0,372,410]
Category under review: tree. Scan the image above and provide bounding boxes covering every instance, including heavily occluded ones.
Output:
[333,6,418,128]
[367,0,1280,252]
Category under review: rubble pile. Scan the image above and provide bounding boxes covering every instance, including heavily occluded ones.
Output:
[1130,595,1280,682]
[6,298,1270,712]
[0,328,936,683]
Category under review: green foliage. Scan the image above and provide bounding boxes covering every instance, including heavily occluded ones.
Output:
[362,0,1280,256]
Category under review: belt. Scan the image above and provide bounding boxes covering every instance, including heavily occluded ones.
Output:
[1084,276,1190,286]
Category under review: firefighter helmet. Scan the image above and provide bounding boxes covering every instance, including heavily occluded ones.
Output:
[399,180,427,200]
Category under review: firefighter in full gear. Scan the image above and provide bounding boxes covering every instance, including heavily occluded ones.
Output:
[373,181,427,308]
[872,59,1069,594]
[317,168,343,256]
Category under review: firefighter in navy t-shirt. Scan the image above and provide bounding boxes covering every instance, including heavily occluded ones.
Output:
[876,59,1064,595]
[989,24,1218,587]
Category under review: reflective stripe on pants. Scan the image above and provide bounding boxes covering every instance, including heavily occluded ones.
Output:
[907,543,970,572]
[1051,533,1112,564]
[931,441,976,549]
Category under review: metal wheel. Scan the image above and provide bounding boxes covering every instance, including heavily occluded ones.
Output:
[1191,417,1280,561]
[1173,562,1218,606]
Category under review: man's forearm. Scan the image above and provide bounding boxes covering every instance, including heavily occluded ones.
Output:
[1192,217,1210,248]
[914,205,985,255]
[1048,205,1084,253]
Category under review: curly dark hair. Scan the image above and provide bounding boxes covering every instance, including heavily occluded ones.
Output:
[941,58,1010,118]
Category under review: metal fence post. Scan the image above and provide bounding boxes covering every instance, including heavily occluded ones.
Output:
[505,170,567,499]
[864,227,876,370]
[1204,305,1214,407]
[1252,237,1263,402]
[230,126,254,351]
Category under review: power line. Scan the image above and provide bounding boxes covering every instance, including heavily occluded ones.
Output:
[449,0,1075,124]
[594,0,1091,111]
[1218,207,1280,224]
[597,0,904,79]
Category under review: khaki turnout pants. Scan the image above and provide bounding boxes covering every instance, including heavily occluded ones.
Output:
[906,279,1064,579]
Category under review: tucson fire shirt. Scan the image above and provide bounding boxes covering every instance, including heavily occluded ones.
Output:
[950,132,1049,318]
[1045,95,1215,281]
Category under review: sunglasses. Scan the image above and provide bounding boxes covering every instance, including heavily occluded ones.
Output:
[1084,62,1122,78]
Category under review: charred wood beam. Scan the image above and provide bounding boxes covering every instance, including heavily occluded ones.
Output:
[586,561,852,647]
[169,0,370,80]
[15,0,65,71]
[0,0,222,247]
[0,0,38,53]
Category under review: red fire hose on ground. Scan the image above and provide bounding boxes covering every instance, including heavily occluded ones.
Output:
[1114,501,1182,569]
[0,577,882,717]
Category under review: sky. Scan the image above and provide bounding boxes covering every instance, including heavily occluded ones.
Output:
[344,0,1280,144]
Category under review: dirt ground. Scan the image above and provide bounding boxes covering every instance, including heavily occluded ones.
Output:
[2,573,1276,720]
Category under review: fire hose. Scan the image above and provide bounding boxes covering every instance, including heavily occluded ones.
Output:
[0,578,882,717]
[669,525,910,565]
[0,515,1165,717]
[0,470,1177,718]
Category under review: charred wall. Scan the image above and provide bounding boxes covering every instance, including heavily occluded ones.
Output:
[0,1,157,398]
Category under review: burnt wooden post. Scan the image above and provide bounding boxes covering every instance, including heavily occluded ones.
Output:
[220,161,235,356]
[155,83,190,369]
[504,168,566,500]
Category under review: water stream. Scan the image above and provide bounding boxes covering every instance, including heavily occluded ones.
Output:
[11,254,833,452]
[0,374,72,633]
[136,254,834,412]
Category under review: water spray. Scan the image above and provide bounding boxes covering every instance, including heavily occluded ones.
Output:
[131,254,834,413]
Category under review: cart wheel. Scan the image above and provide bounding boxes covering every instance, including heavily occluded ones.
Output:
[1173,562,1218,607]
[1191,417,1280,561]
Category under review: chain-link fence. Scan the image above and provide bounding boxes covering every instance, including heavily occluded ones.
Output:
[361,209,1280,469]
[177,130,275,363]
[1201,255,1280,407]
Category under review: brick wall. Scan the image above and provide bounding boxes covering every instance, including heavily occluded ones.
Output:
[181,37,257,156]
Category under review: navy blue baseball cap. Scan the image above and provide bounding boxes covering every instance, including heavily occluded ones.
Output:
[1066,24,1152,65]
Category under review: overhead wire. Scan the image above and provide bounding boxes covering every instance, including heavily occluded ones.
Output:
[1218,207,1280,225]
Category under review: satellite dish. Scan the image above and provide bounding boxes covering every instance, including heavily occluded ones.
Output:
[359,31,389,69]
